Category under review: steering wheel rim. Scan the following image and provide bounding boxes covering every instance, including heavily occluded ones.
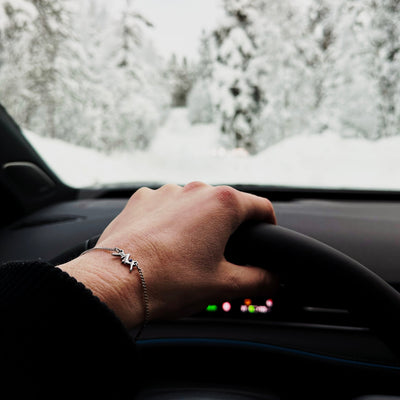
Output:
[53,223,400,360]
[226,223,400,360]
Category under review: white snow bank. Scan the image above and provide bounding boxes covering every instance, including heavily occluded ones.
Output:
[24,108,400,190]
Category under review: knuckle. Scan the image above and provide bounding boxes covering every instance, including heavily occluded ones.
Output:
[213,186,242,227]
[129,187,152,202]
[158,183,181,193]
[215,186,240,211]
[183,181,208,192]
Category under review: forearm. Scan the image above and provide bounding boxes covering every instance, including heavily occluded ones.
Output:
[0,261,137,398]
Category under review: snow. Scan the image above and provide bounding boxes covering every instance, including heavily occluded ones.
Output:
[25,108,400,190]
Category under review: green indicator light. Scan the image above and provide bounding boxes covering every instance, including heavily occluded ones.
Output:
[206,305,218,312]
[248,305,255,313]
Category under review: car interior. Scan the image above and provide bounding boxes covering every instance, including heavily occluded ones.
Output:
[1,103,400,400]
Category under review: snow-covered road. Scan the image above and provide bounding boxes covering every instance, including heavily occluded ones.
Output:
[26,107,400,190]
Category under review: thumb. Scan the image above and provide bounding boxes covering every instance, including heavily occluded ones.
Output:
[220,260,279,299]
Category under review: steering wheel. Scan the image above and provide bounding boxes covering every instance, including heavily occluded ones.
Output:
[53,223,400,361]
[226,223,400,361]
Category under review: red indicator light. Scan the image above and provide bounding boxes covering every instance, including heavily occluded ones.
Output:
[266,299,273,308]
[222,302,231,312]
[244,298,252,306]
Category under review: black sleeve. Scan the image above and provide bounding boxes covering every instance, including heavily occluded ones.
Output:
[0,261,138,399]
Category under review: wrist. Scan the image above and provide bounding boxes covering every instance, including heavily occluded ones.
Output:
[58,251,144,329]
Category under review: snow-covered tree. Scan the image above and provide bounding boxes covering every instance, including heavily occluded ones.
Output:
[187,30,215,124]
[187,81,214,124]
[87,0,170,151]
[317,0,376,138]
[102,0,165,150]
[306,0,335,110]
[212,0,312,153]
[212,0,269,154]
[0,0,35,49]
[197,30,214,81]
[318,0,400,139]
[368,0,400,138]
[255,0,313,146]
[0,0,170,152]
[0,0,85,141]
[0,1,37,124]
[166,54,196,107]
[25,0,76,138]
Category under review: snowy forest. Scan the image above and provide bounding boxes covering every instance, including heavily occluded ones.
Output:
[1,0,400,155]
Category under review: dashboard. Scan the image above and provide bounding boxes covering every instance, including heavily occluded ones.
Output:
[2,197,400,282]
[1,196,400,398]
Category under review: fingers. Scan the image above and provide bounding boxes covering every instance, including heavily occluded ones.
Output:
[182,182,277,225]
[212,185,276,227]
[236,190,277,225]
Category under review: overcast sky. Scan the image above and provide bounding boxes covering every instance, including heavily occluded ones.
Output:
[134,0,224,60]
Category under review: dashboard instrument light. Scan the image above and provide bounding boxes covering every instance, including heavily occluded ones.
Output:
[222,302,231,312]
[244,298,252,306]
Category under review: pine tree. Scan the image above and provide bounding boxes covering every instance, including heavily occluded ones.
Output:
[307,0,335,110]
[255,0,312,145]
[166,54,196,107]
[321,0,396,139]
[212,0,267,154]
[0,1,35,53]
[197,30,214,80]
[114,0,153,77]
[100,0,170,151]
[368,0,400,138]
[0,0,37,121]
[0,0,170,152]
[0,0,84,142]
[187,31,215,124]
[27,0,74,138]
[212,0,310,153]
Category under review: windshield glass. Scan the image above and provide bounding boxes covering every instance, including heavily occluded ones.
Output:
[1,0,399,189]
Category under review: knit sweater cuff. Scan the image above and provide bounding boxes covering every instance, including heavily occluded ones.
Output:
[0,260,137,397]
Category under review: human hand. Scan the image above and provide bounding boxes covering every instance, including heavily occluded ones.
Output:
[59,182,277,329]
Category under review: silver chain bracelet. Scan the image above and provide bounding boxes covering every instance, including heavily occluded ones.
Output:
[81,246,150,340]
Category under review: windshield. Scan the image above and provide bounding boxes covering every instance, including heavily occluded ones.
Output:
[0,0,399,190]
